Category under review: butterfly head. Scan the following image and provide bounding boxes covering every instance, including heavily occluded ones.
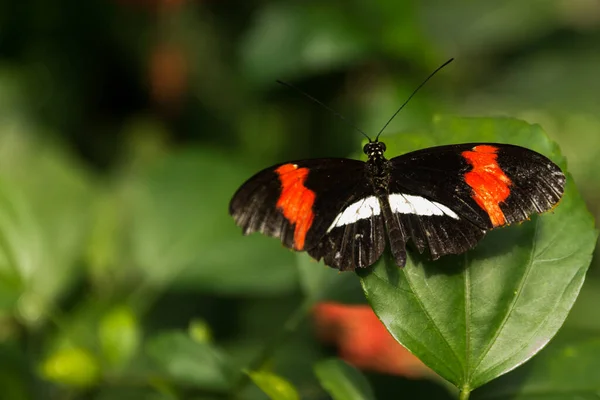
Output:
[363,141,386,159]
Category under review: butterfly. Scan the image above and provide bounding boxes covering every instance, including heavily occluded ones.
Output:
[229,140,565,271]
[228,60,566,271]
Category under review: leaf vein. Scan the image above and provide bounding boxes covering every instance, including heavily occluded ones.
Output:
[369,272,463,378]
[475,265,585,380]
[463,252,472,385]
[400,268,465,373]
[532,221,564,260]
[533,251,578,264]
[470,217,541,377]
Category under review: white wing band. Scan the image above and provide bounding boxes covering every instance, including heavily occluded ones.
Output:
[388,193,459,219]
[326,194,459,233]
[326,196,381,233]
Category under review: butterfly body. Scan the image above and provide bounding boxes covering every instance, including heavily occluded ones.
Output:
[229,142,565,271]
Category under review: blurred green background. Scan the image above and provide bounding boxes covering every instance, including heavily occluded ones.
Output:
[1,0,599,398]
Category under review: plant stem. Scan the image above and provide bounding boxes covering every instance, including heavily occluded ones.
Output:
[459,387,471,400]
[232,297,315,394]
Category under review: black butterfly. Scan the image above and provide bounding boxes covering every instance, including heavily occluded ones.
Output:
[229,141,565,271]
[229,59,565,271]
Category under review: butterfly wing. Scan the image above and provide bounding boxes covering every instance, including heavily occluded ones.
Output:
[386,143,565,260]
[306,195,386,271]
[229,158,386,270]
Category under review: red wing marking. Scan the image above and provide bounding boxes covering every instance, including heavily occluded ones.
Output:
[462,145,513,227]
[275,163,316,250]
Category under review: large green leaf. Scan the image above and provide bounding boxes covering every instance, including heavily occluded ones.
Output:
[472,334,600,399]
[0,129,93,321]
[127,148,297,295]
[359,117,597,392]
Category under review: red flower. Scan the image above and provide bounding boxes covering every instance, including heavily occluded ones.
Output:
[313,302,433,378]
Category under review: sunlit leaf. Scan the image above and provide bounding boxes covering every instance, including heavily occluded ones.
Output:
[188,319,213,344]
[359,117,597,392]
[314,358,375,400]
[40,347,100,388]
[99,305,141,368]
[247,370,300,400]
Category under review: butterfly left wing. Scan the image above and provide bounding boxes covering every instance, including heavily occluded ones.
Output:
[230,158,386,270]
[386,143,565,260]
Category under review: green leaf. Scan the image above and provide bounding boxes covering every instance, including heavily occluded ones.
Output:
[85,191,126,283]
[99,305,141,368]
[472,335,600,399]
[39,347,101,388]
[146,331,235,391]
[314,359,375,400]
[247,370,300,400]
[240,2,370,86]
[359,117,597,391]
[188,319,213,344]
[128,148,297,295]
[0,130,93,322]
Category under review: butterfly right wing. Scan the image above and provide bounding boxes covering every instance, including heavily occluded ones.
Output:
[385,143,565,261]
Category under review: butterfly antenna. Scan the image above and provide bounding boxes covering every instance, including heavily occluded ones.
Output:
[276,80,373,142]
[374,58,454,142]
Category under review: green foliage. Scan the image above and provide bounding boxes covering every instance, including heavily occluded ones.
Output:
[40,347,101,388]
[188,319,213,343]
[314,359,375,400]
[241,2,369,86]
[472,334,600,399]
[360,117,597,395]
[127,148,298,295]
[297,250,357,301]
[1,1,599,399]
[145,331,235,391]
[99,305,141,368]
[247,370,300,400]
[0,131,93,322]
